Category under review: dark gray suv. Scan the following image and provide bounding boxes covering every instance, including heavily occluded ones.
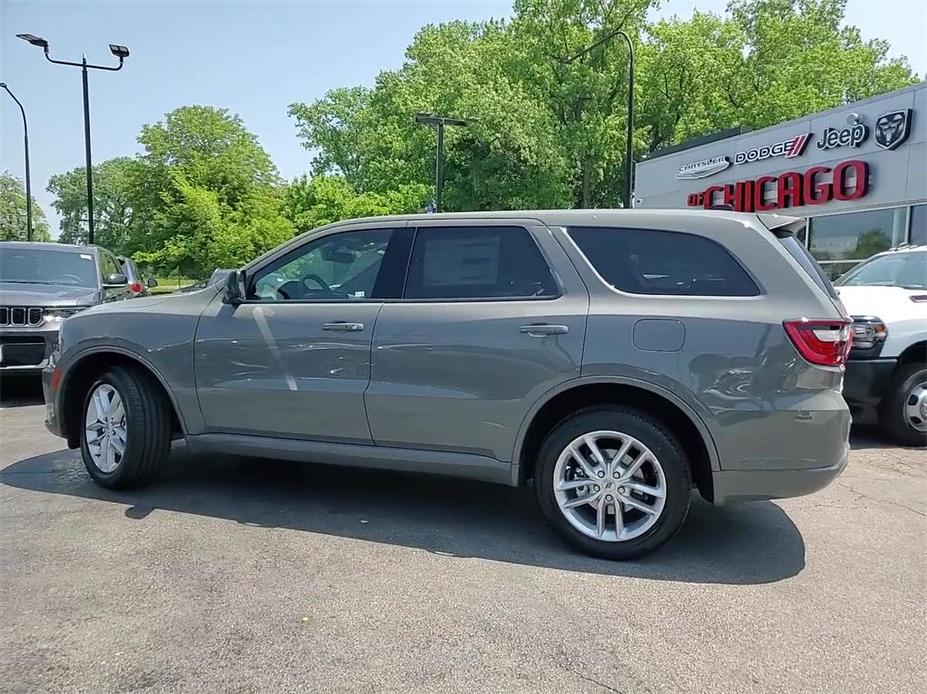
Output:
[42,211,852,559]
[0,242,133,373]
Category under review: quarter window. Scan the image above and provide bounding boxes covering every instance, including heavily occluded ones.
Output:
[248,228,395,301]
[404,226,558,300]
[567,226,759,297]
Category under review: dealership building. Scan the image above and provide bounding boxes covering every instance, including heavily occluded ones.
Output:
[634,83,926,276]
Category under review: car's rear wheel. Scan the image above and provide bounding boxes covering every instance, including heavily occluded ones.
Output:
[80,365,172,488]
[880,363,927,447]
[535,407,691,560]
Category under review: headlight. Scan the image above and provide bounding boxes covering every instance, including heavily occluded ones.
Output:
[850,316,888,349]
[43,306,90,323]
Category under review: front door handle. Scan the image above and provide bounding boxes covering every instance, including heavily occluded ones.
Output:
[519,323,569,337]
[323,322,365,332]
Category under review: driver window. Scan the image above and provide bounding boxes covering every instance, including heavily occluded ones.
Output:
[248,228,393,302]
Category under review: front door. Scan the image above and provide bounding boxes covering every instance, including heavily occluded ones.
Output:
[195,225,408,442]
[365,222,588,462]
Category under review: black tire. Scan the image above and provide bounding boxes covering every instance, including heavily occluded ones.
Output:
[79,365,172,489]
[879,362,927,447]
[535,406,691,560]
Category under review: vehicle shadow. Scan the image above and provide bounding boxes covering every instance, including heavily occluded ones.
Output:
[1,445,805,585]
[0,375,44,407]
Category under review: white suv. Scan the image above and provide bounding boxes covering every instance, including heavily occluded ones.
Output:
[836,246,927,445]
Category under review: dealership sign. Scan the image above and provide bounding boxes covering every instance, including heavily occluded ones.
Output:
[734,133,811,165]
[816,117,869,151]
[675,156,731,180]
[686,160,869,212]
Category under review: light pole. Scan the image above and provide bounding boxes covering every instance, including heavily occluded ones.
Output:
[17,34,129,245]
[567,28,634,208]
[414,113,469,213]
[1,82,33,240]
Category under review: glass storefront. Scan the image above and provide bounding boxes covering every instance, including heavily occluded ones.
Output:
[808,205,917,278]
[911,204,927,246]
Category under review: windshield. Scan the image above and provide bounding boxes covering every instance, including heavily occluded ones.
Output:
[0,247,99,288]
[836,250,927,289]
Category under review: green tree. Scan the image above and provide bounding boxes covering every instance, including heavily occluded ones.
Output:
[126,106,294,277]
[46,157,135,249]
[0,172,50,241]
[289,0,918,211]
[284,175,429,231]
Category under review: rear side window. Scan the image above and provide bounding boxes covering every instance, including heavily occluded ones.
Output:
[567,226,760,297]
[779,235,839,300]
[404,226,558,300]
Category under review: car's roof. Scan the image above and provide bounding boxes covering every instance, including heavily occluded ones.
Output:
[871,244,927,256]
[0,241,99,254]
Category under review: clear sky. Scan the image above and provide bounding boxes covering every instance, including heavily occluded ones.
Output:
[2,0,925,237]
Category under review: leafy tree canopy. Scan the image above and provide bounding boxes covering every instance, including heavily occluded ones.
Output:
[47,157,134,248]
[290,0,918,209]
[0,172,50,242]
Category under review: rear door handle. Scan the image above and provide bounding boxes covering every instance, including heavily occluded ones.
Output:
[323,322,365,332]
[519,323,569,337]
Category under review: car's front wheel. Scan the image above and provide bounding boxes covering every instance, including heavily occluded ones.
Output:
[880,362,927,447]
[535,407,692,560]
[80,365,172,488]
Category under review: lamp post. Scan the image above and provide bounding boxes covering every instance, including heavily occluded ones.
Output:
[1,82,33,240]
[17,34,129,245]
[567,28,634,208]
[414,113,469,213]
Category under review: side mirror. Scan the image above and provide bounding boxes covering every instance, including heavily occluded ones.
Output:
[104,273,128,287]
[146,277,159,288]
[223,269,246,305]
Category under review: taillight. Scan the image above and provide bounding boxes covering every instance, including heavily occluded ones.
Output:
[783,318,852,367]
[130,282,143,294]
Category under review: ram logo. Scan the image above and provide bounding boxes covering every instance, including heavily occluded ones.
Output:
[874,109,912,150]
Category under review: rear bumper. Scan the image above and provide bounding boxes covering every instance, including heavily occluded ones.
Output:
[712,444,849,503]
[843,358,897,424]
[0,325,60,373]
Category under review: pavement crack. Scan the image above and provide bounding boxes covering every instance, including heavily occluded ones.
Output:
[561,666,627,693]
[833,480,927,517]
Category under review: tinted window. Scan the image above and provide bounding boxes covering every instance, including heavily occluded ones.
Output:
[249,228,395,301]
[0,247,98,288]
[404,226,558,300]
[567,227,759,297]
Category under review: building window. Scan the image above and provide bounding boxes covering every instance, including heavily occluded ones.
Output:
[910,205,927,247]
[809,207,907,278]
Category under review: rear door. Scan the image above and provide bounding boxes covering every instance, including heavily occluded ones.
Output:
[364,220,588,462]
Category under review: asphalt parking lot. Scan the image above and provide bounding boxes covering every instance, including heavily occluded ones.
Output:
[0,377,924,693]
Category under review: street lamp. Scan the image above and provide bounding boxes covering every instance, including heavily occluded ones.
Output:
[567,28,635,208]
[1,82,33,241]
[414,113,469,213]
[17,34,129,244]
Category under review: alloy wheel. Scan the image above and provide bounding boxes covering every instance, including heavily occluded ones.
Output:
[553,430,667,542]
[84,384,127,473]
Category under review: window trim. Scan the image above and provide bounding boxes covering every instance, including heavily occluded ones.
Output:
[564,225,764,300]
[393,224,564,303]
[242,226,405,305]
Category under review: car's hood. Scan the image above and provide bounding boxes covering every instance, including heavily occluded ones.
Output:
[0,281,100,307]
[835,285,927,323]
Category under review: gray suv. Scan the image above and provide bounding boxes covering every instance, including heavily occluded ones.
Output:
[1,242,133,373]
[42,211,852,559]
